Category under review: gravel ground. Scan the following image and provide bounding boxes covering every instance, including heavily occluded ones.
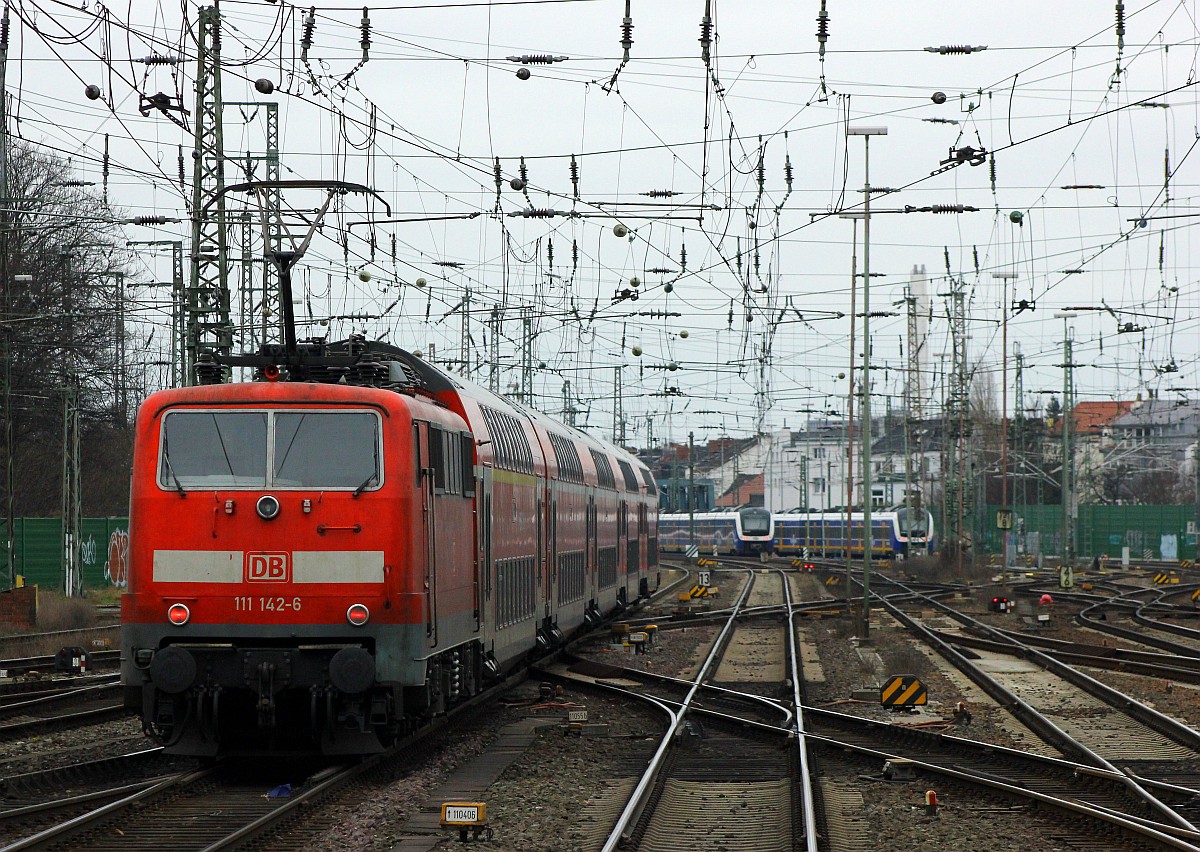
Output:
[8,576,1200,851]
[0,716,155,775]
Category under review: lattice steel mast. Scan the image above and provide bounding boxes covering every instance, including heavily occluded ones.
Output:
[187,4,233,382]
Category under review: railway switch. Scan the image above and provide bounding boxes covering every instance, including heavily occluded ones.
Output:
[881,758,915,781]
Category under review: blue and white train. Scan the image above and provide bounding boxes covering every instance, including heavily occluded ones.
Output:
[657,507,775,557]
[772,507,934,560]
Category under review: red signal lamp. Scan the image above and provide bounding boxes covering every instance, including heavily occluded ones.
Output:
[263,365,281,382]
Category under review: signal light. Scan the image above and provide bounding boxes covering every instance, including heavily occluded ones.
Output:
[346,603,370,626]
[167,603,190,625]
[262,365,280,382]
[803,562,816,572]
[990,596,1011,613]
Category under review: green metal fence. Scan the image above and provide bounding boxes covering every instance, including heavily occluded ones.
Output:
[982,504,1198,561]
[11,517,129,592]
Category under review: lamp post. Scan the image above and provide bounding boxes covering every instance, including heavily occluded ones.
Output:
[847,125,887,639]
[1053,311,1078,565]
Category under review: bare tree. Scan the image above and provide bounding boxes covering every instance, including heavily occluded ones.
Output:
[2,140,134,515]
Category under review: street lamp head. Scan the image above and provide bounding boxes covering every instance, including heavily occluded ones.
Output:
[848,126,888,136]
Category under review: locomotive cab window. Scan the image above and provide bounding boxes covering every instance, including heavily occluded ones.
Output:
[159,409,381,491]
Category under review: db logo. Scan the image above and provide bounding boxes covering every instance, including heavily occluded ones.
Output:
[245,552,291,583]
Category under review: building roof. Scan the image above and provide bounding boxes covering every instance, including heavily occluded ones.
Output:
[1110,398,1200,431]
[1070,400,1136,435]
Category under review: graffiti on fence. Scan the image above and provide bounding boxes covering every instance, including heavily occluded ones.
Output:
[80,535,97,566]
[104,529,130,587]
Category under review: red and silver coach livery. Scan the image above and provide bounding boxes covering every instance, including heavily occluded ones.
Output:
[121,338,657,756]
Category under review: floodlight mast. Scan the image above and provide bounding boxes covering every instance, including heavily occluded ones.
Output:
[209,180,391,359]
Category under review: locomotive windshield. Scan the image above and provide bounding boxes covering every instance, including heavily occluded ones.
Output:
[740,507,772,535]
[896,507,928,537]
[159,409,380,490]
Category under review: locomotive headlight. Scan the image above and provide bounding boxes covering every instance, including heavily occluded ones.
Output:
[167,603,190,626]
[346,603,370,626]
[256,494,281,520]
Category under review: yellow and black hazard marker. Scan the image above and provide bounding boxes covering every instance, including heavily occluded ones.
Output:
[1154,572,1180,585]
[1181,560,1195,569]
[824,575,841,587]
[880,674,927,708]
[1191,588,1200,602]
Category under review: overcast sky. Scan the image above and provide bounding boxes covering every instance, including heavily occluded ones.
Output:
[13,0,1200,445]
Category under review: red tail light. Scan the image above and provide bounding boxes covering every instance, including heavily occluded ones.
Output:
[167,603,190,625]
[346,603,370,626]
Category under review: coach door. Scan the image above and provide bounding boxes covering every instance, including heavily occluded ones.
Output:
[478,466,492,633]
[416,422,438,647]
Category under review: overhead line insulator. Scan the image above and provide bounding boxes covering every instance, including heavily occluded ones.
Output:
[506,54,568,64]
[924,45,987,55]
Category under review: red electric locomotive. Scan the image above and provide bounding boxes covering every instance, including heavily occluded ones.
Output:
[121,338,658,756]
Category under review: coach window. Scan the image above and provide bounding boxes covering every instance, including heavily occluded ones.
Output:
[460,433,475,495]
[429,426,446,491]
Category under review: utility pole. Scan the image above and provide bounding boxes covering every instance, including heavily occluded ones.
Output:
[1054,311,1078,564]
[0,4,13,589]
[1014,344,1025,509]
[942,270,972,575]
[128,240,187,388]
[903,265,928,540]
[488,305,501,394]
[801,455,809,556]
[612,367,625,446]
[226,102,281,351]
[561,381,581,428]
[61,372,81,596]
[688,431,696,547]
[58,250,82,597]
[845,219,857,587]
[460,287,471,381]
[994,271,1018,582]
[188,4,233,383]
[848,124,886,639]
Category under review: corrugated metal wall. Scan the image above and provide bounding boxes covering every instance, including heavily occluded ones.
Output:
[983,505,1198,560]
[12,517,129,592]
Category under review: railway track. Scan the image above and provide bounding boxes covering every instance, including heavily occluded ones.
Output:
[551,563,1200,849]
[546,568,816,852]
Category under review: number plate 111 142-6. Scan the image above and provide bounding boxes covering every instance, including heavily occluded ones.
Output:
[234,596,302,612]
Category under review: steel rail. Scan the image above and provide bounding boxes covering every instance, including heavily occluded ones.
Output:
[560,654,1200,848]
[803,730,1200,850]
[782,569,819,852]
[872,581,1199,833]
[599,570,754,852]
[2,768,216,851]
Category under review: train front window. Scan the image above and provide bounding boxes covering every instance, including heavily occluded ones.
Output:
[273,412,379,489]
[897,508,927,536]
[741,509,771,535]
[159,409,381,491]
[160,411,268,488]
